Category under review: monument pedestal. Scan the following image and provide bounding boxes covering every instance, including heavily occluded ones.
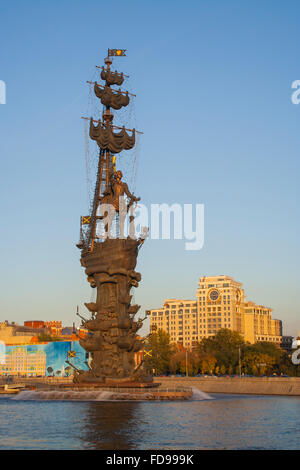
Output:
[71,373,158,389]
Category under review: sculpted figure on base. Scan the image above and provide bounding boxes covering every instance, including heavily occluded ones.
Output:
[75,50,151,386]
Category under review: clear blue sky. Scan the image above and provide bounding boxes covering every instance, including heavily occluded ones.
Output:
[0,0,299,336]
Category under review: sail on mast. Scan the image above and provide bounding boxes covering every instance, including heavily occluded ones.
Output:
[94,83,130,110]
[100,68,124,86]
[78,48,140,251]
[89,119,135,153]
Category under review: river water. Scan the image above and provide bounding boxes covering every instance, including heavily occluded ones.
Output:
[0,393,299,449]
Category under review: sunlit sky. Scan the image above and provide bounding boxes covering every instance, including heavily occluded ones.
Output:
[0,0,299,336]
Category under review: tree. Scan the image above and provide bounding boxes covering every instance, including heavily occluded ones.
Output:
[179,352,193,376]
[242,350,276,376]
[242,342,287,376]
[196,352,217,375]
[198,328,244,372]
[144,330,174,375]
[47,367,53,376]
[169,351,184,375]
[203,355,217,375]
[246,342,283,362]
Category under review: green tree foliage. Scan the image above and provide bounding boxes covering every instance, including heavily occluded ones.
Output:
[170,350,203,375]
[242,350,275,376]
[241,341,298,376]
[197,328,244,373]
[145,328,298,377]
[198,353,217,375]
[169,348,217,375]
[144,330,174,375]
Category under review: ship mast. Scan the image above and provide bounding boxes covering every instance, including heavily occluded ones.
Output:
[78,49,141,252]
[75,50,149,385]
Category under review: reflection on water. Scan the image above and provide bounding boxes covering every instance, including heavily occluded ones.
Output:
[0,394,299,449]
[82,402,141,450]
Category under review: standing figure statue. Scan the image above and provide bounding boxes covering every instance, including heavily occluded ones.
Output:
[100,169,140,237]
[110,170,140,212]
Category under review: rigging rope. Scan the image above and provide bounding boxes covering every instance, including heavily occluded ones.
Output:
[83,66,142,241]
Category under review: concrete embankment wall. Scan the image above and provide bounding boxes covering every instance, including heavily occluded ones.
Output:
[154,377,300,396]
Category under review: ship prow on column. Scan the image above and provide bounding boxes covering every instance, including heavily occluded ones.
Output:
[74,49,152,386]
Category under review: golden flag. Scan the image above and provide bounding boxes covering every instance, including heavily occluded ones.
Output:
[108,49,126,57]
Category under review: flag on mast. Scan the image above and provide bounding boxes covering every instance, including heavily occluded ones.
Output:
[108,49,126,57]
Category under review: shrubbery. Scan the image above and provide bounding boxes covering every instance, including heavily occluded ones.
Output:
[144,328,300,377]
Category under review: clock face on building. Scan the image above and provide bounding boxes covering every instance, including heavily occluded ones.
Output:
[209,289,219,301]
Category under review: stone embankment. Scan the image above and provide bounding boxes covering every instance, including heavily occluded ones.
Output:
[154,376,300,396]
[2,376,300,396]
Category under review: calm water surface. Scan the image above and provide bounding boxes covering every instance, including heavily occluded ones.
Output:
[0,394,299,450]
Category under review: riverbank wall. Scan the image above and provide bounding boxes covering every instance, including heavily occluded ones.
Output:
[1,376,300,396]
[154,376,300,396]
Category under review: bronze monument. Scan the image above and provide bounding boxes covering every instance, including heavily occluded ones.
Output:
[74,49,151,385]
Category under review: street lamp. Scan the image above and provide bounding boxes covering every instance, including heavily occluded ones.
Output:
[185,350,188,377]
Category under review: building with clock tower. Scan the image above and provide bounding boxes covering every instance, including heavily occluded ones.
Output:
[149,274,282,348]
[197,275,245,340]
